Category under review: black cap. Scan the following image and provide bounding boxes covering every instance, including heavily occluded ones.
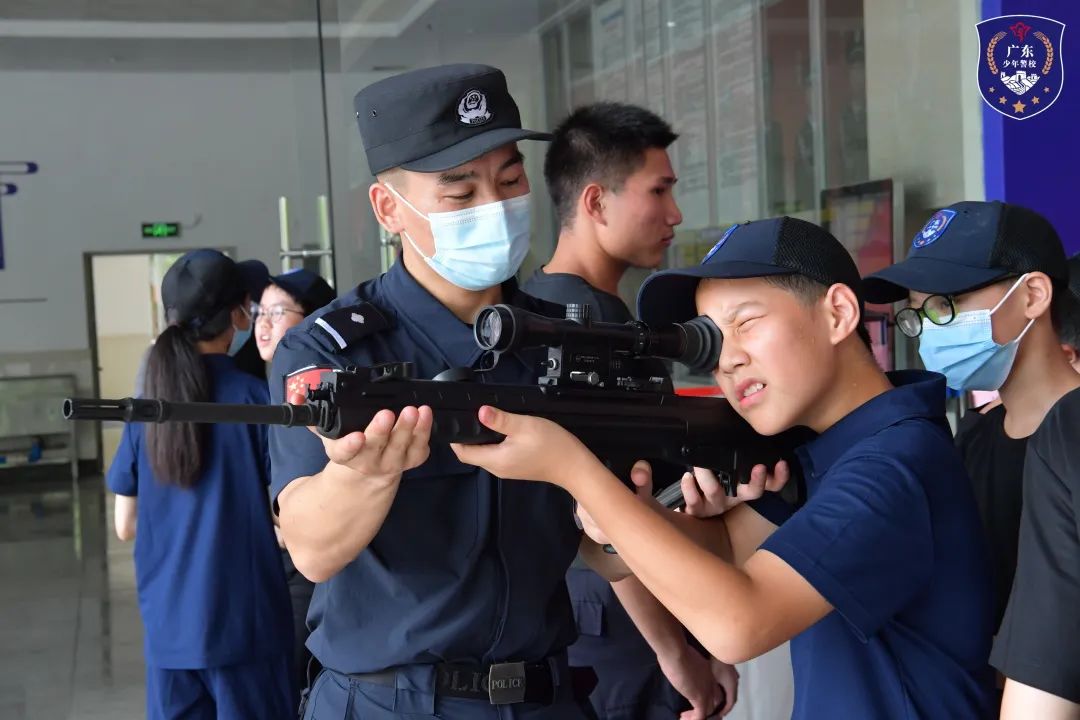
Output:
[863,201,1066,304]
[637,217,864,325]
[237,259,271,300]
[268,268,336,316]
[354,63,552,176]
[161,249,245,328]
[1068,252,1080,299]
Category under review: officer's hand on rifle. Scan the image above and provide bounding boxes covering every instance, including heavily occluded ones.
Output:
[312,405,434,486]
[680,462,789,519]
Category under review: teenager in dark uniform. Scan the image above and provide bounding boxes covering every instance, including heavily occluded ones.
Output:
[863,202,1080,718]
[108,249,294,719]
[456,217,995,720]
[523,101,738,719]
[269,64,619,719]
[251,267,337,706]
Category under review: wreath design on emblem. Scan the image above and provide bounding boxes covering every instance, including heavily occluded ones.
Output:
[458,89,493,126]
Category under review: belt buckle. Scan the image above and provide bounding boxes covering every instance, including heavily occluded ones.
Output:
[487,661,527,705]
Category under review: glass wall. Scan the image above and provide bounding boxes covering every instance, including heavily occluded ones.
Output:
[540,0,873,270]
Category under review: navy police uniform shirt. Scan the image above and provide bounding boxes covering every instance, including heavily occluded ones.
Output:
[268,260,581,675]
[107,354,293,669]
[752,370,995,719]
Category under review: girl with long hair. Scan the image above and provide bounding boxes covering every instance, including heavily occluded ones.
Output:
[107,249,294,719]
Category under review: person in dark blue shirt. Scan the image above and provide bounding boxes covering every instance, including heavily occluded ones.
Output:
[269,65,600,719]
[524,101,739,720]
[107,249,294,720]
[864,202,1080,717]
[454,217,996,719]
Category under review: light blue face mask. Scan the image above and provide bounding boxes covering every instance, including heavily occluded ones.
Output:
[917,274,1034,392]
[385,183,532,291]
[227,308,253,356]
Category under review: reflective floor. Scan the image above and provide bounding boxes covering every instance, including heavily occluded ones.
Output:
[0,470,144,719]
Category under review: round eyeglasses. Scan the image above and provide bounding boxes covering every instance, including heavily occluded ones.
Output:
[895,294,956,338]
[251,303,304,325]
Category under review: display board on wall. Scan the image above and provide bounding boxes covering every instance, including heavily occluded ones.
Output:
[821,178,902,371]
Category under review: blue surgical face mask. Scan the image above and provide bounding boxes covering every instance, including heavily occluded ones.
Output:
[917,274,1034,391]
[227,307,252,356]
[386,182,531,291]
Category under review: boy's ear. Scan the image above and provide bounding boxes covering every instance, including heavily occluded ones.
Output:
[1022,272,1053,320]
[1062,343,1080,368]
[581,183,607,225]
[823,283,863,346]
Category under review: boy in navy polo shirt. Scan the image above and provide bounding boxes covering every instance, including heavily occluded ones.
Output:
[864,201,1080,717]
[455,216,995,719]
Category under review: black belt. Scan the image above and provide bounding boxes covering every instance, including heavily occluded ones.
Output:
[348,660,556,705]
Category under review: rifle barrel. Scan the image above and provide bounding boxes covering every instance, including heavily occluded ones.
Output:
[62,398,318,427]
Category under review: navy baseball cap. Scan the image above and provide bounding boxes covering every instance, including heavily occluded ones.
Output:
[637,216,864,325]
[268,268,336,316]
[237,259,271,300]
[863,201,1066,304]
[354,64,552,176]
[161,249,245,328]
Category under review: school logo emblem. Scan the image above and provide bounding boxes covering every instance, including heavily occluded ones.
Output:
[977,15,1065,120]
[701,224,739,264]
[913,209,957,248]
[457,89,493,126]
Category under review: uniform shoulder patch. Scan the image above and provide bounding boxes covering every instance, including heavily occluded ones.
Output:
[309,302,392,353]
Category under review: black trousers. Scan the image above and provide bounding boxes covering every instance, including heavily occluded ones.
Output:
[282,548,321,699]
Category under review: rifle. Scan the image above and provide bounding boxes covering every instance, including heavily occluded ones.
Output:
[64,303,801,497]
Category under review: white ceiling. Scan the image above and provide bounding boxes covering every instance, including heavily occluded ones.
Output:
[0,0,332,23]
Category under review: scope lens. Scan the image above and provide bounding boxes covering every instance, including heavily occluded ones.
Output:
[476,308,502,350]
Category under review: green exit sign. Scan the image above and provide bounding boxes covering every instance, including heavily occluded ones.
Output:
[142,222,181,238]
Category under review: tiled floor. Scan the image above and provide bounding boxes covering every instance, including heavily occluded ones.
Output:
[0,471,144,719]
[0,470,795,720]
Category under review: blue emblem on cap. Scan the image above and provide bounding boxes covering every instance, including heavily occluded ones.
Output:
[913,209,957,248]
[702,224,739,264]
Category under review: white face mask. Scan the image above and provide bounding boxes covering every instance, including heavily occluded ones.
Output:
[385,182,532,291]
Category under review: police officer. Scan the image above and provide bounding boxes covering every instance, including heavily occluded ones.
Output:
[268,64,604,720]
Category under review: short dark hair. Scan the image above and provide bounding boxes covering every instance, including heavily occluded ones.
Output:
[763,273,873,350]
[1054,282,1080,351]
[544,102,678,228]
